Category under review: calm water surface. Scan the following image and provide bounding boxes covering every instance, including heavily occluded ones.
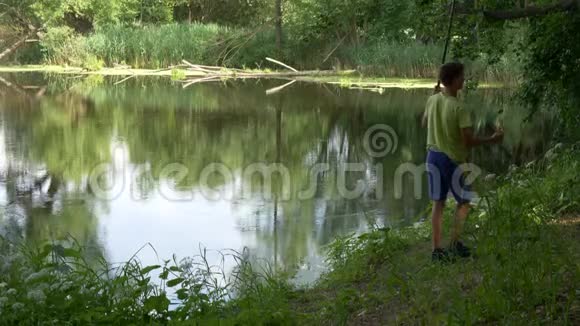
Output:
[0,74,552,284]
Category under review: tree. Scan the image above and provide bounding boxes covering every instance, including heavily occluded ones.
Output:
[0,1,41,61]
[275,0,283,54]
[417,0,580,139]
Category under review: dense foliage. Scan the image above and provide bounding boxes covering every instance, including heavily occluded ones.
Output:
[0,1,516,75]
[520,11,580,139]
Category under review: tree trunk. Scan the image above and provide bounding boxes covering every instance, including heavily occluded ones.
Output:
[0,29,35,61]
[188,1,193,23]
[275,0,283,54]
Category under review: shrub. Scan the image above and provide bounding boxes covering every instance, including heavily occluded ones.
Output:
[41,27,88,66]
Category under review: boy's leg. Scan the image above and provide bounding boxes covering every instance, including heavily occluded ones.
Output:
[431,200,446,250]
[451,202,470,243]
[427,150,449,251]
[449,158,474,243]
[449,163,474,257]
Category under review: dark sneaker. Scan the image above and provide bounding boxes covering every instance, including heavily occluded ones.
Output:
[449,241,471,258]
[432,248,452,263]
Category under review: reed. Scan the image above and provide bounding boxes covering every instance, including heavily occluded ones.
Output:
[39,23,520,81]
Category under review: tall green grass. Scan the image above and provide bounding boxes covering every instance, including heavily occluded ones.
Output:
[0,236,297,324]
[337,41,519,83]
[86,24,230,68]
[340,41,442,78]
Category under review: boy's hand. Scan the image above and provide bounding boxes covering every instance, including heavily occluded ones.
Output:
[433,84,442,94]
[491,128,505,143]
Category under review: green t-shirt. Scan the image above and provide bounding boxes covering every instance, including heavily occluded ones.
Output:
[425,93,473,162]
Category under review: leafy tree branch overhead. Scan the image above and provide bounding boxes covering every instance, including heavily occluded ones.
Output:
[454,0,579,20]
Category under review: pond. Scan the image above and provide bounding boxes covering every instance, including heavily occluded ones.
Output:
[0,73,553,285]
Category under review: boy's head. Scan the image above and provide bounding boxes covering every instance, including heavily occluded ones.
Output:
[439,62,465,91]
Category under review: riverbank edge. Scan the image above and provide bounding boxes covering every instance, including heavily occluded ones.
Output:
[286,144,580,325]
[0,65,509,89]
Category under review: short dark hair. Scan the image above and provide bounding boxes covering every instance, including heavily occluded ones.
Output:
[439,62,465,87]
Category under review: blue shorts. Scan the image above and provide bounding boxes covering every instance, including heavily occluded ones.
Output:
[426,150,472,203]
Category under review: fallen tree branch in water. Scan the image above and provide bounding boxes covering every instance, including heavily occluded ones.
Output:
[0,75,46,99]
[113,67,172,85]
[0,75,27,96]
[182,76,222,89]
[179,58,355,93]
[266,80,297,95]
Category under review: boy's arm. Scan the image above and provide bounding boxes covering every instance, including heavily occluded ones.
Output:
[422,86,441,128]
[461,127,504,148]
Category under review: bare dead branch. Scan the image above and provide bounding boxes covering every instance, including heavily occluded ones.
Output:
[265,57,298,72]
[0,27,36,60]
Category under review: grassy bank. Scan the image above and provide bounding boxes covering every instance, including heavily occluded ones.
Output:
[1,144,578,324]
[15,23,519,83]
[297,144,580,324]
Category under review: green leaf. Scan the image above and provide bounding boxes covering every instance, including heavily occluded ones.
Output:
[138,277,151,287]
[176,288,188,300]
[62,248,81,258]
[144,294,170,312]
[166,278,184,288]
[141,265,161,275]
[39,244,53,259]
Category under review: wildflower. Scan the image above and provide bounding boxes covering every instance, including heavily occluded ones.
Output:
[27,289,46,303]
[25,269,50,283]
[60,281,73,291]
[6,288,17,296]
[11,302,24,311]
[0,296,8,306]
[484,174,497,182]
[525,160,535,169]
[1,257,14,273]
[545,149,556,160]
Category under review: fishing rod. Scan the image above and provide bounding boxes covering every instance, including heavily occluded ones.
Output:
[437,0,458,89]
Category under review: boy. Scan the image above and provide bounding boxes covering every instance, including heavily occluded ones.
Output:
[424,62,504,261]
